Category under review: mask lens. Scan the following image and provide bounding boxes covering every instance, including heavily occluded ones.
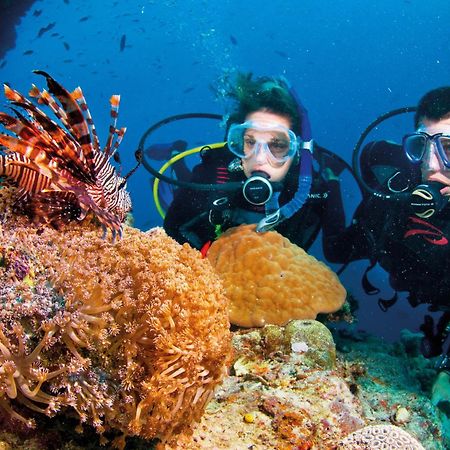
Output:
[438,136,450,167]
[267,136,291,160]
[404,134,427,162]
[227,126,246,157]
[227,121,297,163]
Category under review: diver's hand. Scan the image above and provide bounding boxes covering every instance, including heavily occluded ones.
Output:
[440,185,450,197]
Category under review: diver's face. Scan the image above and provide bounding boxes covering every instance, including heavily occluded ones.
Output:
[241,110,295,182]
[419,117,450,196]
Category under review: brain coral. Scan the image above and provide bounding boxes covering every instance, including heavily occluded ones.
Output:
[0,186,232,448]
[337,424,425,449]
[207,224,346,327]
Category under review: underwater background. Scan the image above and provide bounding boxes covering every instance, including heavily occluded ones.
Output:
[1,0,450,343]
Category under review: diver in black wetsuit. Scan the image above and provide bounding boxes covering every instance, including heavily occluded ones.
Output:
[323,86,450,409]
[162,73,345,255]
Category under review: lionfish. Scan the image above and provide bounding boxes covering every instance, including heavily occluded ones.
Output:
[0,70,136,239]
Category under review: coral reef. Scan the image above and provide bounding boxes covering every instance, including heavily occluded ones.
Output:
[1,309,445,448]
[337,424,425,449]
[207,224,347,327]
[161,321,443,449]
[0,185,232,448]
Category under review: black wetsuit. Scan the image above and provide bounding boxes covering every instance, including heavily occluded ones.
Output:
[324,140,450,369]
[164,144,340,252]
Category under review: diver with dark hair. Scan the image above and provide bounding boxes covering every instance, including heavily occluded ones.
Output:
[323,86,450,411]
[161,72,346,256]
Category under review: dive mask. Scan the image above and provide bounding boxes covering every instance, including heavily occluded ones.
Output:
[403,132,450,168]
[227,120,299,165]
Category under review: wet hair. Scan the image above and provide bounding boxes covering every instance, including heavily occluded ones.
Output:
[414,86,450,128]
[225,73,301,135]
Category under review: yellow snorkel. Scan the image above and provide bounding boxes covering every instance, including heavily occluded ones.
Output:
[153,142,226,219]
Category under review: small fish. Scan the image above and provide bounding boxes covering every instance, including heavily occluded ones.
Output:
[63,0,69,3]
[51,32,60,37]
[183,86,195,94]
[37,22,56,38]
[274,50,289,58]
[33,9,42,17]
[0,61,7,69]
[120,34,126,51]
[23,50,34,56]
[63,59,73,63]
[230,35,238,46]
[79,16,90,22]
[63,42,70,50]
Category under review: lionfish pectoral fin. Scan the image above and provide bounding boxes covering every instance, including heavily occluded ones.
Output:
[31,191,83,228]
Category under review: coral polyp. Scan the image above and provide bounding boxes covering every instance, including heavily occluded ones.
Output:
[0,193,232,448]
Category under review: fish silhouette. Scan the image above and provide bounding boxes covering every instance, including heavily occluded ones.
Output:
[120,34,126,51]
[37,22,56,38]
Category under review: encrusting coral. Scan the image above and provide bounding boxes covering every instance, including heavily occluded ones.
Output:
[337,424,426,449]
[165,322,434,450]
[0,186,232,448]
[207,224,347,327]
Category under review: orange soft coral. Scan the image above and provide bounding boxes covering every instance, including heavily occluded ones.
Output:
[207,224,346,327]
[0,186,232,448]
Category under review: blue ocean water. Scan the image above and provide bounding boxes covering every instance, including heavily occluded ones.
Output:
[1,0,449,341]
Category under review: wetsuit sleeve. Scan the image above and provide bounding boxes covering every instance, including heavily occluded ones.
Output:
[322,180,373,263]
[163,164,213,249]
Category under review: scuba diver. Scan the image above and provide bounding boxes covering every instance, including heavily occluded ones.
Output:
[157,73,347,256]
[323,86,450,412]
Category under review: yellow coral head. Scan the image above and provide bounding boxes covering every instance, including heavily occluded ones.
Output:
[207,224,346,327]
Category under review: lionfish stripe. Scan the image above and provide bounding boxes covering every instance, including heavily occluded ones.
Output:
[0,154,52,193]
[0,134,79,192]
[0,111,44,144]
[72,87,100,153]
[0,108,94,185]
[4,85,92,179]
[103,95,121,156]
[4,86,59,145]
[31,191,83,227]
[29,85,68,123]
[29,85,78,147]
[33,70,97,179]
[109,127,127,162]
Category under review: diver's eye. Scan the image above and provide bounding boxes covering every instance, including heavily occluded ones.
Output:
[269,140,289,156]
[440,136,450,156]
[243,137,256,148]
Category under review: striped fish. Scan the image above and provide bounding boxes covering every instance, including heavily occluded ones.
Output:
[0,71,134,238]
